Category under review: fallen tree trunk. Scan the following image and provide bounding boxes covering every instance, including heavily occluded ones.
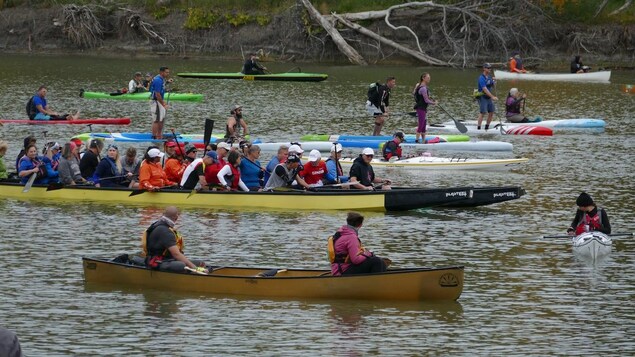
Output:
[298,0,367,65]
[332,13,450,66]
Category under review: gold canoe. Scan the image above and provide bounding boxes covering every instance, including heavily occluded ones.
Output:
[83,257,464,301]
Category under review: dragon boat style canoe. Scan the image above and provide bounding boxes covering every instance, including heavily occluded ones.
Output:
[83,257,464,301]
[335,155,528,171]
[0,118,131,125]
[0,182,525,211]
[80,90,203,102]
[494,70,611,83]
[176,72,328,82]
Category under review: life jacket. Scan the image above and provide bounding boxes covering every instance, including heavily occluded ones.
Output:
[575,208,604,235]
[141,220,184,268]
[180,158,204,187]
[382,139,402,160]
[18,156,46,181]
[505,95,522,115]
[224,163,241,189]
[413,84,429,110]
[26,96,37,120]
[327,232,349,264]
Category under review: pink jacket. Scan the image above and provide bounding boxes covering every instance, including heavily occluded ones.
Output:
[330,225,372,276]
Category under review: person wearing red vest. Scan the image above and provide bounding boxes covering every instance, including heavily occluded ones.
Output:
[217,150,249,191]
[567,192,611,235]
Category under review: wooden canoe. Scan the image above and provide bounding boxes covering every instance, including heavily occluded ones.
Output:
[82,257,464,301]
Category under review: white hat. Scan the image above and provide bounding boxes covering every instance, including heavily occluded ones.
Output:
[147,148,164,158]
[330,143,343,152]
[362,147,374,156]
[308,149,321,162]
[288,144,304,154]
[217,142,231,150]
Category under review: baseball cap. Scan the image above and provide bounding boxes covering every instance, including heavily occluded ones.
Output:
[287,153,301,163]
[239,140,251,149]
[394,131,405,140]
[288,144,304,154]
[330,143,343,153]
[71,138,83,147]
[362,148,374,156]
[147,148,164,158]
[217,142,231,151]
[205,151,218,160]
[308,149,321,162]
[185,145,197,154]
[483,63,492,69]
[165,140,177,148]
[50,142,61,150]
[231,104,242,112]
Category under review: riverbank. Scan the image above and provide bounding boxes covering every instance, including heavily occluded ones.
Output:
[0,2,633,69]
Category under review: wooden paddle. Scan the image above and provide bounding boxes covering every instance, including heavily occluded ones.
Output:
[436,104,468,133]
[22,172,38,193]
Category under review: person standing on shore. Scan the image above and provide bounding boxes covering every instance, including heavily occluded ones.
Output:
[366,77,396,136]
[149,67,170,140]
[475,63,497,130]
[413,73,438,143]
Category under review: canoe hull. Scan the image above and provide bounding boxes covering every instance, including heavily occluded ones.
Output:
[0,118,131,125]
[177,72,328,82]
[83,257,464,301]
[80,91,203,102]
[0,182,525,211]
[337,156,528,170]
[494,70,611,82]
[572,232,612,261]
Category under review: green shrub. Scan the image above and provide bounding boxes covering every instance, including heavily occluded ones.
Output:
[184,7,220,30]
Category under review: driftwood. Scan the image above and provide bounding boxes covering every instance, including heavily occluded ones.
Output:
[332,14,449,66]
[62,4,104,48]
[298,0,367,65]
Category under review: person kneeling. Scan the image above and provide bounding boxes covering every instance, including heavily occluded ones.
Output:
[328,212,387,276]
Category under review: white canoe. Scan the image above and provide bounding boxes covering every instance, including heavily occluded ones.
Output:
[494,70,611,83]
[335,155,528,170]
[257,141,513,153]
[572,232,612,261]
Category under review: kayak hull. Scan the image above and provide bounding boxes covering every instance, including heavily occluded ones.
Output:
[572,232,612,261]
[80,91,203,102]
[0,118,130,125]
[494,70,611,82]
[336,156,528,170]
[300,134,470,143]
[177,72,328,82]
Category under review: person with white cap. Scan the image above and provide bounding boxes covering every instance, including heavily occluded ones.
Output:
[325,143,349,185]
[567,192,611,236]
[505,88,529,123]
[225,104,249,140]
[349,148,391,190]
[263,153,310,191]
[299,149,327,187]
[475,63,497,131]
[138,148,176,191]
[215,141,232,166]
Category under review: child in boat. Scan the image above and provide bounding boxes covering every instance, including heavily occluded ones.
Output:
[567,192,611,235]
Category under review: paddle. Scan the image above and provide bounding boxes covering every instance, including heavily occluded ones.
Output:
[436,105,468,134]
[203,119,215,154]
[22,172,38,193]
[322,181,359,188]
[256,268,287,277]
[541,232,633,239]
[184,266,208,275]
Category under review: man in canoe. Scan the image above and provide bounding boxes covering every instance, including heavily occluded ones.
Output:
[508,51,528,73]
[264,145,289,184]
[328,212,388,276]
[382,131,405,161]
[571,55,590,73]
[475,63,498,131]
[149,66,171,140]
[366,76,396,136]
[27,85,79,121]
[225,104,249,140]
[143,206,208,273]
[263,153,310,191]
[180,150,217,191]
[128,71,146,93]
[0,141,8,180]
[80,139,104,180]
[299,150,327,187]
[349,148,391,191]
[241,53,267,75]
[324,143,349,185]
[567,192,611,236]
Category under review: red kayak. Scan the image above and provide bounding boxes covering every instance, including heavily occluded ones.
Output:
[505,125,553,136]
[0,118,131,125]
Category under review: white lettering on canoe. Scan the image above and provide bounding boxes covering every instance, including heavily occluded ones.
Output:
[493,192,517,198]
[445,191,468,197]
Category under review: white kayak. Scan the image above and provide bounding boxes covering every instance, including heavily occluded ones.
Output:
[572,232,612,261]
[428,123,553,136]
[494,70,611,83]
[335,155,528,171]
[256,141,513,153]
[428,118,604,134]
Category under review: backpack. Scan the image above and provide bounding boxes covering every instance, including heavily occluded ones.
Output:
[327,231,346,264]
[367,82,381,103]
[26,96,37,120]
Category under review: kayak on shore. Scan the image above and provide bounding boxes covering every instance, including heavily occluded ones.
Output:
[0,118,130,125]
[176,72,328,82]
[80,90,204,102]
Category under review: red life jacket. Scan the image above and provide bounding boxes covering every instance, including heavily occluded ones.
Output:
[225,164,241,190]
[575,209,603,235]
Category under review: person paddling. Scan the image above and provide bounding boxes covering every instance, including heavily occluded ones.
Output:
[413,73,438,143]
[241,53,267,75]
[475,63,497,130]
[567,192,611,236]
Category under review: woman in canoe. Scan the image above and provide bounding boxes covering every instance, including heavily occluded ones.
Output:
[93,145,131,188]
[239,144,265,191]
[58,142,88,186]
[138,148,177,191]
[329,212,388,276]
[505,88,529,123]
[217,151,249,191]
[567,192,611,235]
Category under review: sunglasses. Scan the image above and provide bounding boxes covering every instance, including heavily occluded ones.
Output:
[364,154,374,158]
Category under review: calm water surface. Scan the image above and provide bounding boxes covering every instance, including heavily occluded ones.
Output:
[0,54,634,355]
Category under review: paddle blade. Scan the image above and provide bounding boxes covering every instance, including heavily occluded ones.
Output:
[453,119,468,133]
[203,119,215,149]
[128,189,147,197]
[22,173,37,193]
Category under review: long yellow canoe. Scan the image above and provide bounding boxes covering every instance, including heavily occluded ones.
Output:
[0,182,524,211]
[83,257,464,301]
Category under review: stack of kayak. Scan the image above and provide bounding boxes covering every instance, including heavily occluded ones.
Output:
[176,72,328,82]
[80,90,204,102]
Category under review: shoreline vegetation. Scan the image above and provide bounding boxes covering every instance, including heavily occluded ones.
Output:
[0,0,633,69]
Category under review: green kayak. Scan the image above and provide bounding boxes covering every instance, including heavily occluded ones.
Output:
[80,90,203,102]
[176,72,328,82]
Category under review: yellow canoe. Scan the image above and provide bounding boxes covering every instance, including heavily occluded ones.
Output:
[83,257,464,301]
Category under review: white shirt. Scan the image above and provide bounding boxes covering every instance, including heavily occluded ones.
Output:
[217,164,249,191]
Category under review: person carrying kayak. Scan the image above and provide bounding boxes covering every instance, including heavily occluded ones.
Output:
[382,132,405,161]
[27,85,79,121]
[567,192,611,236]
[242,53,267,75]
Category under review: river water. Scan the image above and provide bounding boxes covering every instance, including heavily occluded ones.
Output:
[0,54,633,355]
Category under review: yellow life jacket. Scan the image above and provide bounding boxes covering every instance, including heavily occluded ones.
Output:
[140,222,184,258]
